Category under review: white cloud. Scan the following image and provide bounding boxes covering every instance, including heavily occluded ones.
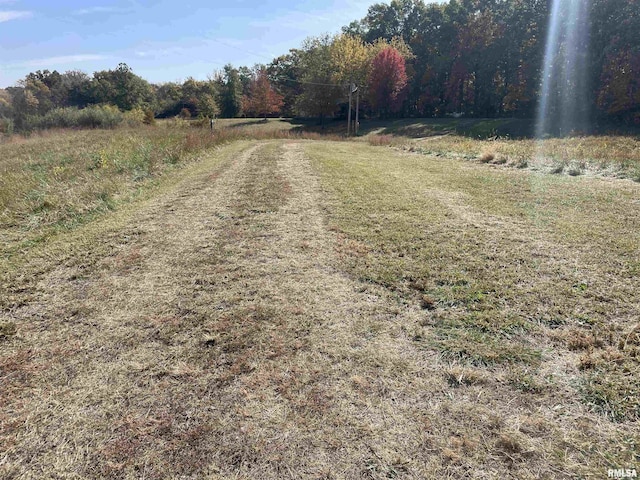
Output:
[135,47,184,58]
[17,54,108,68]
[73,6,127,15]
[0,10,31,22]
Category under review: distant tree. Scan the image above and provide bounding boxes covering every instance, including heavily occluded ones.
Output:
[5,86,36,128]
[237,65,256,97]
[368,46,408,117]
[444,59,472,114]
[216,64,243,118]
[296,35,343,122]
[90,63,153,110]
[155,82,183,117]
[455,9,504,116]
[331,34,370,87]
[60,70,92,108]
[0,89,11,117]
[242,68,284,118]
[341,20,367,39]
[180,77,202,115]
[23,70,65,112]
[178,77,218,118]
[0,88,12,133]
[198,92,220,119]
[501,63,532,116]
[267,51,303,117]
[358,0,425,45]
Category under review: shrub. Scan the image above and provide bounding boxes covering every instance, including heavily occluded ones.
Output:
[367,134,394,146]
[0,117,14,135]
[179,108,191,119]
[192,116,212,128]
[78,105,123,128]
[124,107,146,126]
[22,105,124,131]
[143,109,156,125]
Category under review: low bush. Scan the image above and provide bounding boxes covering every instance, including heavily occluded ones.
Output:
[123,107,146,127]
[22,105,124,131]
[0,117,14,135]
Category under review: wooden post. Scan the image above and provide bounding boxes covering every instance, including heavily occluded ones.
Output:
[347,82,353,136]
[355,85,360,136]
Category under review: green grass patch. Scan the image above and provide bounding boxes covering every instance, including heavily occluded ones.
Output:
[308,141,640,418]
[432,327,541,366]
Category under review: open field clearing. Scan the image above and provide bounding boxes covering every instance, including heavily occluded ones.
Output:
[1,132,639,478]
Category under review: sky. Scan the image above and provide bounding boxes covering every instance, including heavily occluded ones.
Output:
[0,0,384,87]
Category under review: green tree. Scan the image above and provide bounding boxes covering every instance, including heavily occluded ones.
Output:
[155,82,183,117]
[60,70,92,108]
[216,64,243,118]
[359,0,426,45]
[90,63,153,110]
[267,50,304,117]
[295,35,343,122]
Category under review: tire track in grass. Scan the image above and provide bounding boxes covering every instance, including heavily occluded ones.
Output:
[1,144,261,478]
[218,142,434,478]
[2,140,430,479]
[6,139,625,479]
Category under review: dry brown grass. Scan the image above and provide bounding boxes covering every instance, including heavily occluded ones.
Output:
[1,134,639,478]
[0,125,342,279]
[1,139,425,477]
[365,132,640,181]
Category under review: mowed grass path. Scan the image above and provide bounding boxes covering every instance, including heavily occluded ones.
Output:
[308,142,640,474]
[1,138,639,478]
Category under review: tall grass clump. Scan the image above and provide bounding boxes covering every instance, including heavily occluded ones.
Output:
[22,105,125,131]
[367,134,395,146]
[0,117,14,136]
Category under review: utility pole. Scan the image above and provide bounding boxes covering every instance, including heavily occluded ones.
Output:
[347,81,353,136]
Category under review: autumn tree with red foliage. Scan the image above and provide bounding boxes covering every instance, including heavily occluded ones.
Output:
[242,68,284,118]
[368,46,408,117]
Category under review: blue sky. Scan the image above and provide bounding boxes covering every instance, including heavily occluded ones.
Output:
[0,0,379,87]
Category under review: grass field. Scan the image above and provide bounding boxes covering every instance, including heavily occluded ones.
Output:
[1,121,639,478]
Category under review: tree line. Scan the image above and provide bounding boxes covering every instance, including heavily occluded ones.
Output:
[1,0,638,132]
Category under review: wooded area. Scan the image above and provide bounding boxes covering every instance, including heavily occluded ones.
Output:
[1,0,639,133]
